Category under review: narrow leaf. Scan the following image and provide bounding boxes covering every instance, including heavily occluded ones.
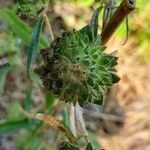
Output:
[90,7,102,40]
[23,87,33,111]
[62,106,69,126]
[0,119,38,135]
[0,65,11,94]
[34,113,77,145]
[45,91,55,113]
[27,17,43,77]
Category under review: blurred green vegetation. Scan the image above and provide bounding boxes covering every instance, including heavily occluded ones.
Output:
[0,0,149,149]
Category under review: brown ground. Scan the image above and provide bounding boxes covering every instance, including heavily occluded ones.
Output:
[99,38,150,150]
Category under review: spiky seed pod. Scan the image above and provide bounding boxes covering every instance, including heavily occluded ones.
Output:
[35,29,120,106]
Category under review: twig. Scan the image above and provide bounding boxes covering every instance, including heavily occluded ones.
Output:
[44,14,55,41]
[101,0,135,45]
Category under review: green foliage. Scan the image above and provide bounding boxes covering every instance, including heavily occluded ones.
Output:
[74,0,94,6]
[86,143,94,150]
[23,87,33,111]
[58,141,80,150]
[0,66,11,93]
[27,17,43,77]
[88,132,101,149]
[0,1,123,149]
[90,7,102,40]
[45,90,55,112]
[35,28,119,105]
[0,8,49,48]
[0,119,39,135]
[17,0,49,21]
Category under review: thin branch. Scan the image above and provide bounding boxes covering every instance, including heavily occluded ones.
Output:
[44,14,55,41]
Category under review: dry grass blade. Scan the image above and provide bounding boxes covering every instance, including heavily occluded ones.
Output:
[33,113,77,145]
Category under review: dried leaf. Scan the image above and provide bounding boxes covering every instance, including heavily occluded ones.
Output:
[33,113,77,145]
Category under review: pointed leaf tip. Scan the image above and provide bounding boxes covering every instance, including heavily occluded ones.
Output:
[90,7,102,40]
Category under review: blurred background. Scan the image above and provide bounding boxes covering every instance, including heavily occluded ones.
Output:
[0,0,150,150]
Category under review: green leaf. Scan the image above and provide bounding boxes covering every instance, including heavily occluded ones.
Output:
[0,8,49,49]
[80,25,92,40]
[23,86,33,111]
[0,119,39,135]
[16,122,43,150]
[111,73,120,83]
[27,136,43,150]
[86,143,94,150]
[0,65,11,94]
[27,17,43,77]
[6,102,23,121]
[88,132,101,149]
[62,106,69,126]
[89,7,102,40]
[80,7,102,41]
[45,90,56,113]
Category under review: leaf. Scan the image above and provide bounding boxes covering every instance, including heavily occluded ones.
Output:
[79,25,92,40]
[89,7,102,40]
[16,122,43,150]
[58,141,79,150]
[111,73,120,83]
[0,119,39,135]
[62,106,69,126]
[33,113,77,145]
[0,8,49,49]
[88,132,101,149]
[79,7,102,41]
[45,91,56,113]
[27,136,43,150]
[23,87,33,111]
[0,65,11,94]
[27,17,43,77]
[86,143,94,150]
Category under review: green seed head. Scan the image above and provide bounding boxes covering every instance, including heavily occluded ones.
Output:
[35,30,120,105]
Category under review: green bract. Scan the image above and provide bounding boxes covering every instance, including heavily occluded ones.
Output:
[35,29,119,105]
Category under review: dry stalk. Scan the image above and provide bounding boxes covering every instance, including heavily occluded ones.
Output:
[101,0,135,45]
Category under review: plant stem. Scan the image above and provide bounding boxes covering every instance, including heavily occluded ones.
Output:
[101,0,135,45]
[44,14,55,41]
